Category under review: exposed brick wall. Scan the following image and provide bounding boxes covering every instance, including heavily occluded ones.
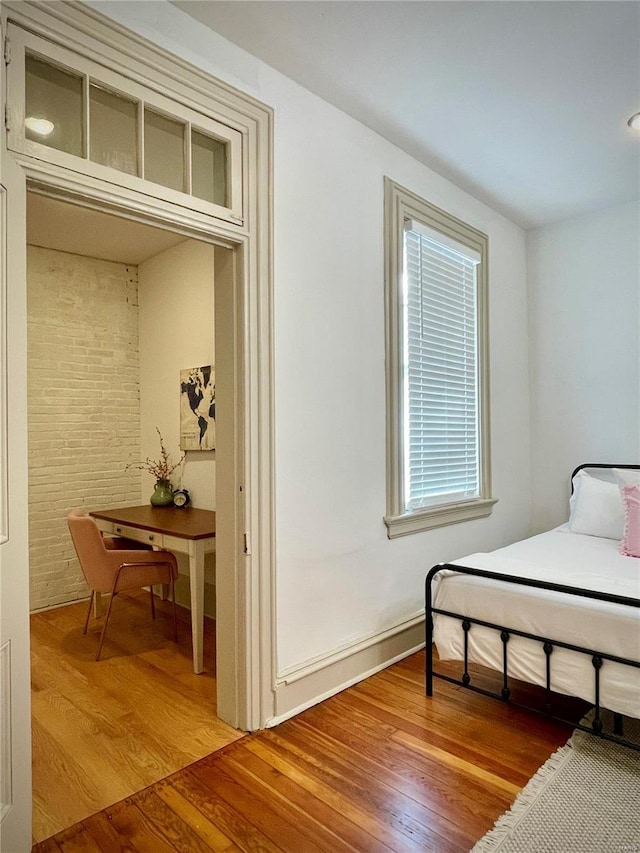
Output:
[27,247,142,611]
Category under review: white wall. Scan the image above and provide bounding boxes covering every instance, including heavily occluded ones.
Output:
[27,247,142,610]
[138,238,216,609]
[92,1,531,679]
[528,201,640,533]
[138,239,216,509]
[271,89,530,674]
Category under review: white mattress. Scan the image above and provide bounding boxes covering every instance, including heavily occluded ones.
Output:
[433,527,640,718]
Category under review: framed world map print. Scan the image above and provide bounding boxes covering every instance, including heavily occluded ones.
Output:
[180,365,215,451]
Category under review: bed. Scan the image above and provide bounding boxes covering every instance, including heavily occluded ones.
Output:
[425,464,640,749]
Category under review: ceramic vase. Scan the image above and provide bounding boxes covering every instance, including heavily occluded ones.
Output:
[150,479,173,506]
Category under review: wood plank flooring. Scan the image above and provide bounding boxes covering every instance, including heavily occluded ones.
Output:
[32,649,586,852]
[31,592,243,843]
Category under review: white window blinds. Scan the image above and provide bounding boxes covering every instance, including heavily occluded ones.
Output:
[403,220,481,511]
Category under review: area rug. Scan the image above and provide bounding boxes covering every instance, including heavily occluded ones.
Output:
[472,713,640,853]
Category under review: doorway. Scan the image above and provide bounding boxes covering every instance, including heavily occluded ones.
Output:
[1,5,273,847]
[26,192,243,841]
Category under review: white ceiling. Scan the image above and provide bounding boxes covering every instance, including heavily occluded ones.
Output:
[27,194,187,264]
[174,0,640,229]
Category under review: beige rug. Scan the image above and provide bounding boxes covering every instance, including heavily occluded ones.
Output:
[472,714,640,853]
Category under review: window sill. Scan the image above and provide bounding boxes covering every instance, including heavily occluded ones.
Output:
[384,497,498,539]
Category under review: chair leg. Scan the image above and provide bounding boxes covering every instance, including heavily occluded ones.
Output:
[171,580,178,643]
[96,592,117,661]
[149,586,156,620]
[83,591,95,635]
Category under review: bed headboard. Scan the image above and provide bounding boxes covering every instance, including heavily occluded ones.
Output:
[570,463,640,493]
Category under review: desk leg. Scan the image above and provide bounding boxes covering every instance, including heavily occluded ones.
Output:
[189,540,205,674]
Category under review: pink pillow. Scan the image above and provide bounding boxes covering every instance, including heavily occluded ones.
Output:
[620,484,640,558]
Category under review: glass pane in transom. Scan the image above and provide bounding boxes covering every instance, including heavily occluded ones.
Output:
[90,84,139,176]
[191,130,227,206]
[25,54,84,157]
[144,108,185,193]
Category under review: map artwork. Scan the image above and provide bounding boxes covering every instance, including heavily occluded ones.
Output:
[180,365,215,451]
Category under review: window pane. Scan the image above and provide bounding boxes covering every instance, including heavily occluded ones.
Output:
[89,84,138,175]
[403,228,480,510]
[144,108,185,192]
[191,130,227,206]
[25,54,84,157]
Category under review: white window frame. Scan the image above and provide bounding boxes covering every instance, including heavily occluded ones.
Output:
[384,177,496,538]
[6,24,244,226]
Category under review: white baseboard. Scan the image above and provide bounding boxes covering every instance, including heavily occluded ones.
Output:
[269,612,425,726]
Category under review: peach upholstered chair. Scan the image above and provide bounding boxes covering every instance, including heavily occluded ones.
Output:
[67,509,178,660]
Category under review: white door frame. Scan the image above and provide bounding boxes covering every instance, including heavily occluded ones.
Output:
[0,144,33,853]
[1,2,274,843]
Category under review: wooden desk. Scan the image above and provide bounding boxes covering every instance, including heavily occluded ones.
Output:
[90,505,216,674]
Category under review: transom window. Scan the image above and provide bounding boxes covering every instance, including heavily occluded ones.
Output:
[384,178,496,537]
[7,24,243,225]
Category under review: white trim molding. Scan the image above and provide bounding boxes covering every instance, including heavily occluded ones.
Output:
[270,613,425,725]
[0,186,7,546]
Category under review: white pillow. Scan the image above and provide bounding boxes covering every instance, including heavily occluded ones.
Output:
[613,467,640,490]
[568,470,624,540]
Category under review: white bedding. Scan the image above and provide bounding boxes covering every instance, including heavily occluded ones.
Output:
[433,527,640,718]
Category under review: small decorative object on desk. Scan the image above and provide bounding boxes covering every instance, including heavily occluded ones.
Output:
[151,479,174,506]
[127,428,185,506]
[173,488,190,508]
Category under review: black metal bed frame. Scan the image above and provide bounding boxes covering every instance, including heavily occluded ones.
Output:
[425,463,640,752]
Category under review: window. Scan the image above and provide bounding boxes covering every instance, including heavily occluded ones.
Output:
[384,178,496,537]
[7,24,243,226]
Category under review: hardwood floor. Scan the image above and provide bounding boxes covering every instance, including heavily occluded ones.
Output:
[32,649,585,852]
[30,592,243,843]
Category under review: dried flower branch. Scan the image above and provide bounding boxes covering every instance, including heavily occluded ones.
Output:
[127,428,185,482]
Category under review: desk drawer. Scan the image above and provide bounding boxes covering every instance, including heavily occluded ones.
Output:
[111,522,163,548]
